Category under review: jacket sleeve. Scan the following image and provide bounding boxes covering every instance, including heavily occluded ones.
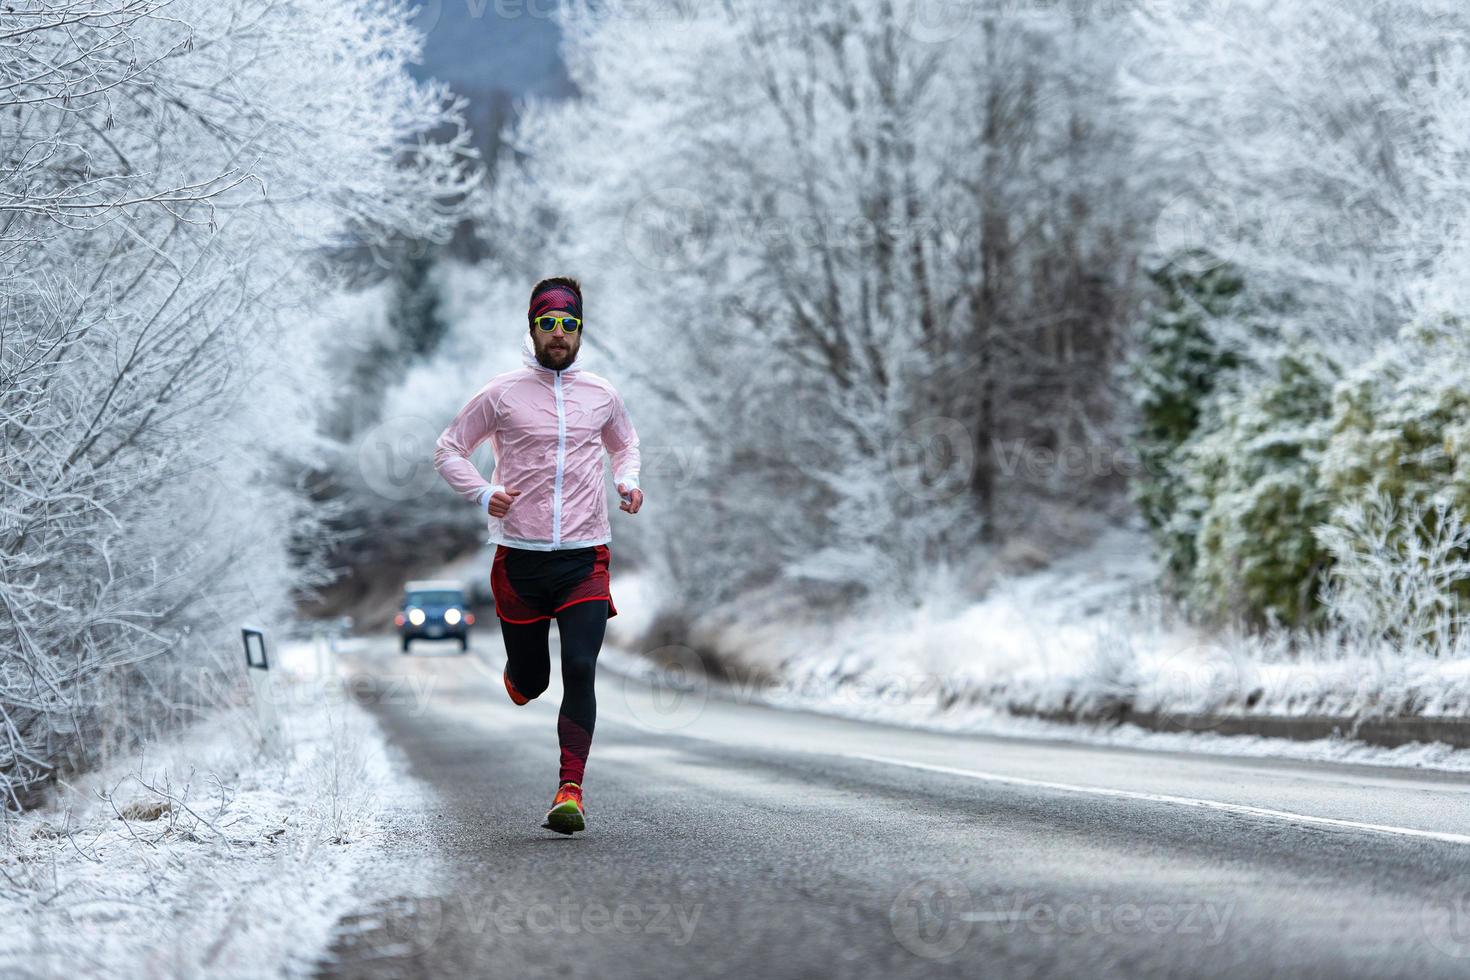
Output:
[434,382,501,511]
[601,387,641,490]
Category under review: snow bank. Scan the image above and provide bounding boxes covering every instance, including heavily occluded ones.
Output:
[0,638,419,979]
[607,525,1470,772]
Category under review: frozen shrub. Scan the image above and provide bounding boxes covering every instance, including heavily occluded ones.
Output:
[1321,319,1470,521]
[1177,348,1338,627]
[1315,319,1470,650]
[1317,489,1470,653]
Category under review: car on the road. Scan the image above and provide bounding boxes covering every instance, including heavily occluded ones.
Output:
[395,580,475,653]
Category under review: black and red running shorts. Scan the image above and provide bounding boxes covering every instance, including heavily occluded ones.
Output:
[490,544,618,624]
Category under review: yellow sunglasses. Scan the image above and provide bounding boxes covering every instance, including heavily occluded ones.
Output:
[533,315,582,332]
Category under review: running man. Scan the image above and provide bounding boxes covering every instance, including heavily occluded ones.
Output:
[433,276,642,835]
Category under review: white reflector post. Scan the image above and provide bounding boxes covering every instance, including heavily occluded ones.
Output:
[241,626,283,753]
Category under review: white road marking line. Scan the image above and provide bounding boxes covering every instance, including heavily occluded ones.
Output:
[454,654,1470,844]
[848,753,1470,847]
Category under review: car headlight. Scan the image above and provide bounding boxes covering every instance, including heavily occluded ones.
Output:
[407,608,426,626]
[444,608,462,625]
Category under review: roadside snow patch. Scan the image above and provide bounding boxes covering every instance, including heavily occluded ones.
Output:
[0,638,419,979]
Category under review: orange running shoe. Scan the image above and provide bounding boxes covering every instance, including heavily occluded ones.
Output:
[543,781,585,835]
[503,667,530,706]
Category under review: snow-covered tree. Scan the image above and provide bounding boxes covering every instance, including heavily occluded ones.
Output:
[389,248,451,361]
[1122,2,1470,631]
[1175,347,1338,627]
[1129,256,1244,571]
[483,0,1145,613]
[1322,317,1470,519]
[1124,0,1470,367]
[0,0,476,802]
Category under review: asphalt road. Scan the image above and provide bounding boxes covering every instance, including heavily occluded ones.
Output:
[314,633,1470,979]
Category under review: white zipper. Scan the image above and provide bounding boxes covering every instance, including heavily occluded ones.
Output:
[551,371,567,547]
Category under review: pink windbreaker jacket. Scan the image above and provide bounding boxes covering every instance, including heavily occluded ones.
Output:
[433,336,641,551]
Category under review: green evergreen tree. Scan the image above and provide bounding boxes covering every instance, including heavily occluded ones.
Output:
[1129,252,1242,587]
[1182,348,1338,627]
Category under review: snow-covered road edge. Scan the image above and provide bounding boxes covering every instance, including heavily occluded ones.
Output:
[601,528,1470,775]
[0,638,429,980]
[599,642,1470,773]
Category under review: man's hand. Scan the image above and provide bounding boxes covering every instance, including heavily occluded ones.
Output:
[617,482,643,515]
[488,488,521,518]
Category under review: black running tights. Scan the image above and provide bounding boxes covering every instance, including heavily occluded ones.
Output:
[499,600,608,785]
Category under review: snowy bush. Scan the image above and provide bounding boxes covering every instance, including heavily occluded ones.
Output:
[1138,314,1470,637]
[1317,490,1470,655]
[0,1,475,803]
[1174,348,1338,627]
[1321,319,1470,519]
[1123,1,1470,635]
[1314,318,1470,650]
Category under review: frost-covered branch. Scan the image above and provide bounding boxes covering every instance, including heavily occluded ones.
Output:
[0,0,478,803]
